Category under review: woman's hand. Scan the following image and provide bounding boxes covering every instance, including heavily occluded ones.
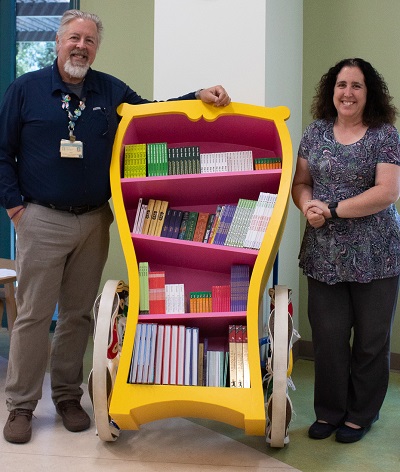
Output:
[303,200,326,228]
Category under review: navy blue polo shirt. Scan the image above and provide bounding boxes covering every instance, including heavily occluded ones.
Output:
[0,60,195,208]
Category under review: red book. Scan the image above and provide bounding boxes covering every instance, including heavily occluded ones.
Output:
[148,271,166,314]
[192,212,210,242]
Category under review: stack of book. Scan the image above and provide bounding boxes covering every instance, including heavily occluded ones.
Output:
[200,150,254,173]
[123,143,147,178]
[131,192,277,249]
[168,146,201,175]
[254,157,281,170]
[138,263,250,315]
[146,142,168,176]
[132,198,169,236]
[129,323,199,386]
[129,322,249,388]
[228,324,250,388]
[139,266,185,315]
[123,143,283,178]
[243,192,277,249]
[224,199,257,248]
[211,285,231,312]
[230,264,250,312]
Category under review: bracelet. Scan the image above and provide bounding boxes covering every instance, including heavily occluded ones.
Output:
[10,207,24,220]
[195,88,204,99]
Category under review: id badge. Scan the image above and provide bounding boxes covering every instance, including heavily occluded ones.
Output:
[60,139,83,158]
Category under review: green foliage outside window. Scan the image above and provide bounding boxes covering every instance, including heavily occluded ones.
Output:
[16,42,56,77]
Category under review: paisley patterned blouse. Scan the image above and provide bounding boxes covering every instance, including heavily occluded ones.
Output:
[298,119,400,284]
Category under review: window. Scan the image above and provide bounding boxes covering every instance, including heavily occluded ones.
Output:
[16,0,72,77]
[0,0,78,258]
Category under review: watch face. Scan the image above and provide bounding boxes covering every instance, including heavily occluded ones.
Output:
[328,202,338,209]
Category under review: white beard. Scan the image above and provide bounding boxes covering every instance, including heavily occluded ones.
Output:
[63,58,90,80]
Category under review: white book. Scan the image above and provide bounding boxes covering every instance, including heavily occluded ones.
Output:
[136,323,148,383]
[184,327,192,385]
[177,325,186,385]
[169,325,178,385]
[132,197,143,233]
[129,323,142,383]
[154,324,165,384]
[161,325,172,385]
[191,327,199,386]
[147,324,158,384]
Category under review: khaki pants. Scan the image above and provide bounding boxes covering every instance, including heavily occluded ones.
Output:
[5,202,113,411]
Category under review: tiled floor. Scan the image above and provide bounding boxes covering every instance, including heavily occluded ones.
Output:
[0,330,299,472]
[2,327,400,472]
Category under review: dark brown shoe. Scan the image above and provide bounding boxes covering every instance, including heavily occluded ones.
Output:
[56,399,90,432]
[3,408,33,444]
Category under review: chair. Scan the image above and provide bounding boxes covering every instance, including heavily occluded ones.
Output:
[0,258,17,333]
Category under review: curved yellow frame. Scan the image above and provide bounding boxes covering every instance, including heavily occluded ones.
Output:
[108,101,292,435]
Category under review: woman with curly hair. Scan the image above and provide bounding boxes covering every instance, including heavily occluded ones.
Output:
[292,58,400,443]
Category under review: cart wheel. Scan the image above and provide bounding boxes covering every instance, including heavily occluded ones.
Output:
[266,285,292,447]
[88,279,128,441]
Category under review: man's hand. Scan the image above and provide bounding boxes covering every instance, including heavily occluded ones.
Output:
[198,85,231,107]
[7,205,25,228]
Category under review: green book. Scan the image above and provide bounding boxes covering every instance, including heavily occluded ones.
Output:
[183,211,199,241]
[139,262,149,314]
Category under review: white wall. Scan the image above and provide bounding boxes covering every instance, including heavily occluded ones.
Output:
[154,0,303,326]
[154,0,267,105]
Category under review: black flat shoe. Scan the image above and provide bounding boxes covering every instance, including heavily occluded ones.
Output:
[335,424,370,443]
[308,421,337,439]
[336,414,379,444]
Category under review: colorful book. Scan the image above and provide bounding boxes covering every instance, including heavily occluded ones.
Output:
[192,212,210,242]
[212,204,237,246]
[225,198,257,248]
[153,200,169,237]
[228,324,237,388]
[124,143,147,178]
[177,211,190,239]
[141,198,155,235]
[242,325,250,388]
[211,285,231,312]
[139,262,149,314]
[160,207,173,238]
[207,205,223,244]
[147,199,162,236]
[230,264,250,312]
[235,324,244,388]
[183,211,199,241]
[202,213,215,243]
[171,210,184,239]
[148,270,166,314]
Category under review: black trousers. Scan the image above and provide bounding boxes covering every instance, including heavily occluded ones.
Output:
[307,275,399,427]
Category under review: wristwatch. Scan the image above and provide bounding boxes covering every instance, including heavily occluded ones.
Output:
[328,202,339,219]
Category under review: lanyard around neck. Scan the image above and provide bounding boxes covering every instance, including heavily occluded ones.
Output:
[61,93,86,142]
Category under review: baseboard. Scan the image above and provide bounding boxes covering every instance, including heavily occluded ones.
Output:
[293,339,400,372]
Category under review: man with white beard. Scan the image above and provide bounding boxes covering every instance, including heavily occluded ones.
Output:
[0,9,230,444]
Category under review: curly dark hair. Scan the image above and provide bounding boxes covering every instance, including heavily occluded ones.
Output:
[311,58,398,127]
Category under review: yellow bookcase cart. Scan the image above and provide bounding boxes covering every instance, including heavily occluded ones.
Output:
[90,100,293,444]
